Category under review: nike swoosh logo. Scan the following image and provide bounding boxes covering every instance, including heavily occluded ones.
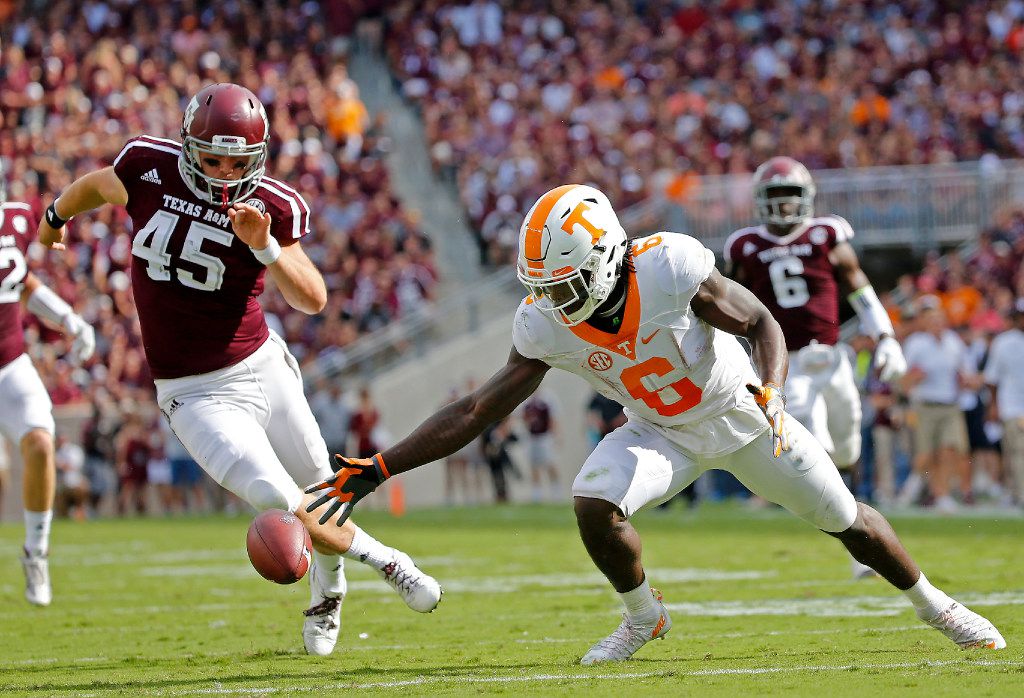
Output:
[640,329,660,344]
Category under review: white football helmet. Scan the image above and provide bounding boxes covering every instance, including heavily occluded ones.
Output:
[517,184,628,326]
[753,156,816,226]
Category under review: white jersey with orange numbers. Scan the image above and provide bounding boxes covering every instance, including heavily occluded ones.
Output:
[513,232,768,457]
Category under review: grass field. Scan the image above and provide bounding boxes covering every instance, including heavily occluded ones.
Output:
[0,503,1021,696]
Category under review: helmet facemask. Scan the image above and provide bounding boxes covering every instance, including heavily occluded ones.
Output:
[180,134,267,208]
[521,239,625,327]
[755,183,814,226]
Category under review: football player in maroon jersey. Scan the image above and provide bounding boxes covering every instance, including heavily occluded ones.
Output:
[37,83,440,654]
[725,156,908,578]
[0,160,95,606]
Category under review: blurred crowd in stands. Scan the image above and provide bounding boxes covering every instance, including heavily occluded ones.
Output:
[384,0,1024,265]
[5,0,1024,517]
[0,0,437,514]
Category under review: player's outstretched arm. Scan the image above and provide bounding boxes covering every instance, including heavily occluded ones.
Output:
[38,167,128,251]
[831,242,907,381]
[228,202,327,314]
[306,347,549,524]
[691,268,787,386]
[266,242,327,314]
[691,268,790,455]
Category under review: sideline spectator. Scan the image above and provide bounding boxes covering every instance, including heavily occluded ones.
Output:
[984,300,1024,509]
[900,303,974,512]
[159,419,207,515]
[309,379,353,461]
[521,391,559,503]
[349,387,382,459]
[586,392,625,450]
[115,411,151,516]
[442,383,484,506]
[54,433,88,520]
[481,417,518,504]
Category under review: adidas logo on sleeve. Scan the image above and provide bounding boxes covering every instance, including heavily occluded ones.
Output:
[140,169,162,184]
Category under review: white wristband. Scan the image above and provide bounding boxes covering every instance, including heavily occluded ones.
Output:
[847,285,895,340]
[250,237,281,266]
[26,284,74,327]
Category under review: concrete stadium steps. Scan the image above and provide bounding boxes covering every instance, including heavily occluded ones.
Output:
[348,24,481,291]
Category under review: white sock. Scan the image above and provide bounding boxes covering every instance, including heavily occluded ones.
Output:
[24,510,52,557]
[313,551,346,597]
[343,525,397,570]
[619,576,658,622]
[903,572,953,619]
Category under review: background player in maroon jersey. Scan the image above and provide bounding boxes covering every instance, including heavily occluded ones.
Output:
[725,156,908,578]
[0,161,95,606]
[36,83,440,655]
[521,391,559,503]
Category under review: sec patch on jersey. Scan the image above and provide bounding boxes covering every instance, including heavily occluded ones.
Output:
[246,509,312,584]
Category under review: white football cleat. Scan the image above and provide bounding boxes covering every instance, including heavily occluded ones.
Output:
[302,561,344,656]
[21,549,51,607]
[378,551,442,613]
[581,589,671,665]
[923,601,1006,649]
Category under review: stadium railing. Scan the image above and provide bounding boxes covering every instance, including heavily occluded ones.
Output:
[625,159,1024,254]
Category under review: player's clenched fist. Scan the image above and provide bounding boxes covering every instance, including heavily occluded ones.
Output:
[747,383,789,457]
[228,201,272,248]
[37,209,67,251]
[305,453,391,526]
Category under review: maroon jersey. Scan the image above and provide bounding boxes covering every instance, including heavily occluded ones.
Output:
[0,202,35,369]
[522,397,553,435]
[121,437,151,485]
[112,136,310,378]
[724,215,854,351]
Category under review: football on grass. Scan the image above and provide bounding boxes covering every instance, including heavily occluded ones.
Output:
[246,509,312,584]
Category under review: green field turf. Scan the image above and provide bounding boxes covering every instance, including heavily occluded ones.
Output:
[0,503,1021,696]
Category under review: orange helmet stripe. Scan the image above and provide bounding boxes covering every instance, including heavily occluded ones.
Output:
[523,184,579,266]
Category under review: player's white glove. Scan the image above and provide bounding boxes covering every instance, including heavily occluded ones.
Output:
[747,383,789,457]
[62,313,95,364]
[874,336,907,383]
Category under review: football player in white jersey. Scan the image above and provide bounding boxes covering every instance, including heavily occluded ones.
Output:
[305,185,1005,663]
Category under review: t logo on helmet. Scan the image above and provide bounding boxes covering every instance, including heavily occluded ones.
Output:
[561,202,604,245]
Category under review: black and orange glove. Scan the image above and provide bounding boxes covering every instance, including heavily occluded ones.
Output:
[746,383,789,457]
[304,453,390,526]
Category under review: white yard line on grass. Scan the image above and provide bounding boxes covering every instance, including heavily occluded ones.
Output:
[0,624,958,669]
[133,659,1023,695]
[665,591,1024,617]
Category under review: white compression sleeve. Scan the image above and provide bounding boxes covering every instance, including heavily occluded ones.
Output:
[847,285,894,340]
[26,285,74,327]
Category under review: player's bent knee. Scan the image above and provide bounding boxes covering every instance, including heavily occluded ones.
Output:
[246,477,301,512]
[20,428,53,462]
[832,434,862,469]
[573,496,624,528]
[811,487,859,533]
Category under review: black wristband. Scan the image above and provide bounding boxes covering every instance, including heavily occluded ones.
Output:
[45,202,68,229]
